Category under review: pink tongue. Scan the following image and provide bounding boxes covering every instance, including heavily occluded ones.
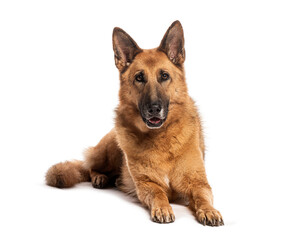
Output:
[149,117,161,124]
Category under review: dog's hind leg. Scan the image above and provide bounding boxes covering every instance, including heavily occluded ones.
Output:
[46,129,122,189]
[84,129,123,189]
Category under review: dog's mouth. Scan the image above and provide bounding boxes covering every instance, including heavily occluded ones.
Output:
[144,117,165,129]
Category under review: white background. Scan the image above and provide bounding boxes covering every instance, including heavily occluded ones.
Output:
[1,0,292,239]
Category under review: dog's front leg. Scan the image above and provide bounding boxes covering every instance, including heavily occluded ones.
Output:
[188,180,224,226]
[135,180,175,223]
[172,146,224,226]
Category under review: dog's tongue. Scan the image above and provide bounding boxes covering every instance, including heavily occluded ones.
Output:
[149,117,161,124]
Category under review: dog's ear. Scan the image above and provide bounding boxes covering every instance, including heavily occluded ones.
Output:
[112,27,142,72]
[158,20,185,66]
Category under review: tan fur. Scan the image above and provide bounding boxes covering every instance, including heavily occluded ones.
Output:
[45,21,223,226]
[46,160,90,188]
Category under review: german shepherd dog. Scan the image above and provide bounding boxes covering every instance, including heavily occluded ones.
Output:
[46,21,224,226]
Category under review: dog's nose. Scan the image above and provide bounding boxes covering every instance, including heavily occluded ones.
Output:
[147,103,162,115]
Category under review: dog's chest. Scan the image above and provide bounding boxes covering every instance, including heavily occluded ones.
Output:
[163,175,170,187]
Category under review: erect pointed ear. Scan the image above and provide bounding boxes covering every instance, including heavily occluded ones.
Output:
[158,20,185,66]
[112,27,142,72]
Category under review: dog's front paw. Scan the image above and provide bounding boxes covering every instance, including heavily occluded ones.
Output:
[196,208,224,227]
[151,206,175,223]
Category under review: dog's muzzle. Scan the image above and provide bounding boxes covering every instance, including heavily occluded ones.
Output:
[140,102,168,129]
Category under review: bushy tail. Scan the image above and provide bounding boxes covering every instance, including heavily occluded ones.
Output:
[45,160,90,188]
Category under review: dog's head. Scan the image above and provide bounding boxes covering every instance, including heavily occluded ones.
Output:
[113,21,187,130]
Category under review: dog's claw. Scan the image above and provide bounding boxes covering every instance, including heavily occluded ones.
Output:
[196,208,224,227]
[151,206,175,224]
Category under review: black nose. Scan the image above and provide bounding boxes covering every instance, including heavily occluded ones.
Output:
[147,103,162,115]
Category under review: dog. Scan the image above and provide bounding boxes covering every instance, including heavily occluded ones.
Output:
[46,20,224,226]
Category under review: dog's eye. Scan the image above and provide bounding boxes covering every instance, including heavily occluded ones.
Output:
[161,72,170,81]
[135,73,145,82]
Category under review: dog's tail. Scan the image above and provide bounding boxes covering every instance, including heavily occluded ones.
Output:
[45,160,90,188]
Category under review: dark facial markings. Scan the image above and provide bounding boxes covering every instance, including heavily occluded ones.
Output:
[132,68,171,128]
[138,86,169,129]
[135,71,170,129]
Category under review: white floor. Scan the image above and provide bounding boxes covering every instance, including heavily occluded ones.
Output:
[1,164,290,240]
